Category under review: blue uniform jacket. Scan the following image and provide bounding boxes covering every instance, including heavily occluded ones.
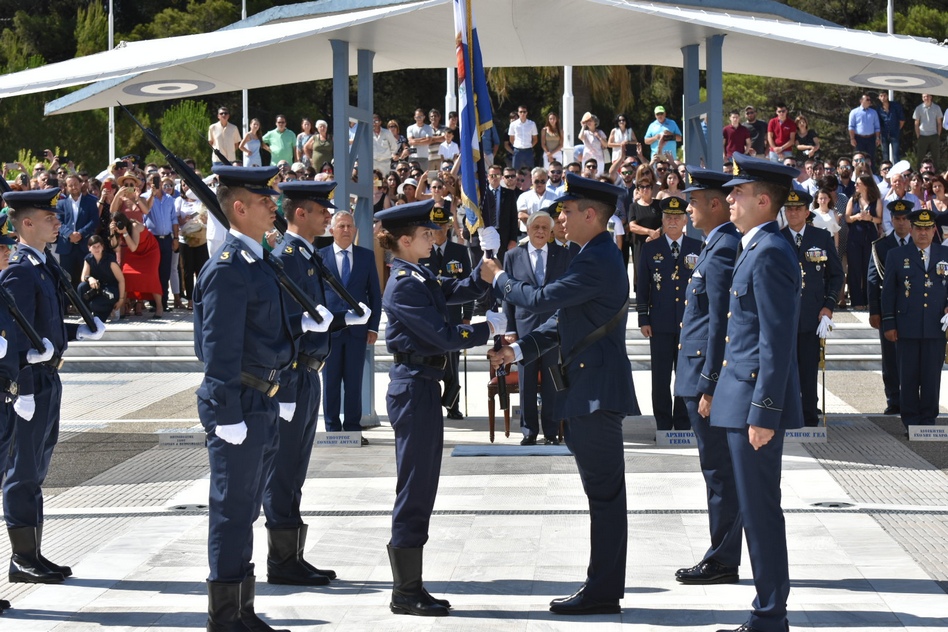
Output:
[675,223,740,398]
[881,242,948,338]
[55,194,100,256]
[780,225,844,332]
[0,246,76,397]
[419,240,473,325]
[496,230,639,419]
[193,233,296,428]
[318,244,382,337]
[710,222,803,430]
[635,235,702,332]
[868,233,906,318]
[502,242,572,336]
[0,301,20,384]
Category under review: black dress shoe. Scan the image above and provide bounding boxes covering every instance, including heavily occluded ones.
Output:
[520,436,537,446]
[446,409,464,420]
[361,436,370,446]
[883,405,900,415]
[549,588,620,615]
[716,625,763,632]
[543,437,560,445]
[676,560,739,584]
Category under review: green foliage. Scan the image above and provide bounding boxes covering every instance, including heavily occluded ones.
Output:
[786,0,886,28]
[126,0,240,41]
[860,5,948,40]
[156,100,212,173]
[75,1,108,57]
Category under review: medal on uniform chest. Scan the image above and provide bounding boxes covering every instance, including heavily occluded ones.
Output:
[799,262,806,290]
[447,260,462,275]
[937,261,948,276]
[653,270,662,291]
[670,265,680,281]
[903,258,911,269]
[684,253,698,270]
[805,247,827,271]
[904,277,911,297]
[925,276,934,288]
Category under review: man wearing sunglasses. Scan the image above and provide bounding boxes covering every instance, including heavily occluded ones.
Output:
[208,107,242,166]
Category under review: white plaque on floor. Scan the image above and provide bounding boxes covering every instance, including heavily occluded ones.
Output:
[156,430,206,447]
[314,431,363,447]
[656,430,697,446]
[908,425,948,441]
[784,427,828,443]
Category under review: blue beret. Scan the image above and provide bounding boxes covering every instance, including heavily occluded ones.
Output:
[554,173,624,208]
[279,180,337,209]
[682,167,732,193]
[375,199,440,230]
[725,153,799,189]
[212,165,281,196]
[1,188,61,212]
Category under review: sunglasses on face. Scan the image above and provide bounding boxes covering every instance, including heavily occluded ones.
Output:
[534,179,547,184]
[636,184,651,189]
[549,170,562,175]
[503,174,517,179]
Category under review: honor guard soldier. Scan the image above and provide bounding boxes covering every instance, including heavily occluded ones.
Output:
[1,189,104,586]
[419,205,473,420]
[781,190,843,426]
[193,166,333,632]
[264,180,370,587]
[673,168,743,586]
[484,174,639,615]
[636,196,701,431]
[713,153,804,632]
[881,208,948,429]
[868,200,913,415]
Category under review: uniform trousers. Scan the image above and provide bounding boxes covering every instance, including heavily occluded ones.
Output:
[797,330,822,426]
[518,349,558,440]
[202,387,279,582]
[323,330,366,432]
[896,338,943,426]
[878,329,900,408]
[563,410,627,601]
[4,366,61,528]
[727,427,789,632]
[388,375,442,548]
[264,366,321,528]
[650,332,690,430]
[683,397,742,568]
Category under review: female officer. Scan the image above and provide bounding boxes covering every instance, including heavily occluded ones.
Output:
[375,199,504,616]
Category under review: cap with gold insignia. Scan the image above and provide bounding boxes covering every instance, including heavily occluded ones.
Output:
[375,199,440,231]
[682,166,732,193]
[540,201,562,218]
[554,172,624,208]
[212,165,281,196]
[909,208,936,227]
[660,196,686,214]
[0,211,15,246]
[1,188,61,212]
[784,190,812,208]
[725,153,799,188]
[279,180,337,209]
[886,199,914,216]
[429,205,452,225]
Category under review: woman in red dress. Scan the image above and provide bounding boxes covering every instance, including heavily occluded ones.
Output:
[109,211,163,318]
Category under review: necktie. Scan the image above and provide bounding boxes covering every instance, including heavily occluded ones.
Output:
[899,237,906,247]
[795,233,803,249]
[737,242,745,257]
[534,249,545,285]
[920,248,927,269]
[700,241,706,253]
[435,246,444,273]
[341,249,351,285]
[670,241,680,260]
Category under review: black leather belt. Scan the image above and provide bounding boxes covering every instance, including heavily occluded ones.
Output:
[0,376,18,398]
[393,353,447,370]
[43,355,65,371]
[295,352,325,372]
[240,371,280,397]
[154,234,171,239]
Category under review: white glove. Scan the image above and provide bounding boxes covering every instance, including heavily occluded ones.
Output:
[816,315,834,339]
[485,310,507,336]
[0,334,6,359]
[13,395,35,421]
[278,402,296,422]
[478,226,501,253]
[941,313,948,332]
[344,303,372,327]
[76,317,106,341]
[26,338,54,364]
[301,305,333,334]
[216,421,248,445]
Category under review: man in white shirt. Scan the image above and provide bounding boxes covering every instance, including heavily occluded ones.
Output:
[508,105,538,170]
[516,167,557,232]
[406,108,434,170]
[372,114,399,175]
[882,163,920,235]
[208,107,242,165]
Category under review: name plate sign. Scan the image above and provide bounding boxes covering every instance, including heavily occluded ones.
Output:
[784,428,828,443]
[314,431,363,447]
[157,429,206,447]
[656,430,697,446]
[908,425,948,441]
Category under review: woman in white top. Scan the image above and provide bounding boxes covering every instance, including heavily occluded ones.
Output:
[238,118,267,167]
[607,114,637,165]
[578,112,608,175]
[812,189,841,252]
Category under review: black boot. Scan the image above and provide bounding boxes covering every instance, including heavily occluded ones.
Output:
[36,524,72,577]
[238,575,290,632]
[206,581,242,632]
[0,597,10,613]
[266,527,330,586]
[296,524,336,580]
[387,544,449,616]
[8,527,64,584]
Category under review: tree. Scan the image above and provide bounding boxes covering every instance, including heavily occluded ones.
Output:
[75,1,108,57]
[147,100,213,173]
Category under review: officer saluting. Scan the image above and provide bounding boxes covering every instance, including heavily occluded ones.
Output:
[1,189,103,586]
[881,208,948,429]
[263,180,370,587]
[636,196,701,432]
[780,190,843,427]
[193,166,332,632]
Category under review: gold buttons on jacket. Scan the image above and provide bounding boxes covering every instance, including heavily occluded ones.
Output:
[579,363,585,368]
[722,360,728,367]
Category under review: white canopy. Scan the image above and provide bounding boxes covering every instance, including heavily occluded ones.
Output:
[0,0,944,115]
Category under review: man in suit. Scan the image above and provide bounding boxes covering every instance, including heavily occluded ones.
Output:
[467,164,519,264]
[636,196,701,431]
[881,208,948,429]
[484,174,639,615]
[712,153,804,632]
[869,200,913,415]
[673,168,743,586]
[780,190,843,426]
[502,211,572,445]
[320,211,382,443]
[419,205,473,420]
[55,175,100,289]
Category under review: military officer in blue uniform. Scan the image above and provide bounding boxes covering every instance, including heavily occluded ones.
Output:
[673,168,743,586]
[869,200,913,415]
[636,196,701,431]
[712,153,804,632]
[881,208,948,429]
[419,205,473,420]
[376,200,501,617]
[0,189,104,586]
[263,180,370,588]
[780,190,843,426]
[484,174,639,616]
[194,166,333,632]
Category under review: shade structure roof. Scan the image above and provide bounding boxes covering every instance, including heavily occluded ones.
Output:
[0,0,946,115]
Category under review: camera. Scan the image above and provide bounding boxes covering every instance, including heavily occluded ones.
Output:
[113,215,131,233]
[83,287,102,302]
